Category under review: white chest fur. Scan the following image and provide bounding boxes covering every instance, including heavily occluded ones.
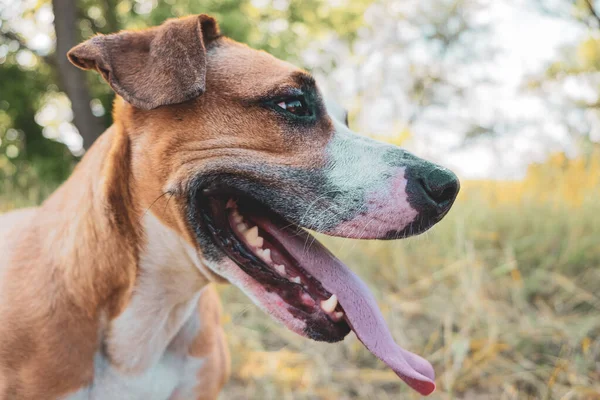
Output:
[65,349,205,400]
[65,213,211,400]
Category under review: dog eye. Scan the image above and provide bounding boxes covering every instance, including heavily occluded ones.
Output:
[275,96,311,117]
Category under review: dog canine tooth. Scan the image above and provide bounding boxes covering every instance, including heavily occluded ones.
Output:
[274,264,286,275]
[320,294,338,313]
[334,311,344,319]
[290,276,301,284]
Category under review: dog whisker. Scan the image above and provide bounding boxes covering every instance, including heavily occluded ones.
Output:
[141,191,173,221]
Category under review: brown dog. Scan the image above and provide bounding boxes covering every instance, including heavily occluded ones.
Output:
[0,14,459,399]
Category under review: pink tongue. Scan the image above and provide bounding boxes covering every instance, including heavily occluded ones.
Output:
[268,224,436,395]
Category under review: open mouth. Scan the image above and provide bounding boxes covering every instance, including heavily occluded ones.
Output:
[198,191,437,396]
[204,195,351,342]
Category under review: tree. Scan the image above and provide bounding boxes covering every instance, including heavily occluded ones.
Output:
[52,0,106,150]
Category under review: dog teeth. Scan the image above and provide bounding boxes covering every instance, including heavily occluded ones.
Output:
[260,248,272,263]
[334,311,344,319]
[235,221,264,248]
[232,212,243,224]
[274,264,286,275]
[230,205,244,224]
[320,294,338,313]
[244,226,258,242]
[290,276,301,284]
[256,248,272,263]
[244,226,263,248]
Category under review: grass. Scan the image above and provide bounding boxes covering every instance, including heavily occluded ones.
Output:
[1,160,599,400]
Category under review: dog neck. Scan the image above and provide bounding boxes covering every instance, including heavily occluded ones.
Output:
[106,211,208,373]
[40,123,143,319]
[41,121,212,373]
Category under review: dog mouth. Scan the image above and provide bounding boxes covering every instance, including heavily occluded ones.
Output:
[203,195,351,342]
[197,189,437,395]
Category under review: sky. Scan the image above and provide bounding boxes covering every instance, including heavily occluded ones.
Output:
[1,0,590,180]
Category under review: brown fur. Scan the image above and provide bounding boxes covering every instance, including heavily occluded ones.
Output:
[0,127,139,397]
[0,13,338,399]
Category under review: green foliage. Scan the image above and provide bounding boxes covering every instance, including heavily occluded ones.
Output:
[0,49,74,194]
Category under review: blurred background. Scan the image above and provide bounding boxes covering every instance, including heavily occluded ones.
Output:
[1,0,599,398]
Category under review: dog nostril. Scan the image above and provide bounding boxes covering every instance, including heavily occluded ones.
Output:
[421,168,460,209]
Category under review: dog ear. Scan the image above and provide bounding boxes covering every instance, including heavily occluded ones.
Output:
[67,15,220,110]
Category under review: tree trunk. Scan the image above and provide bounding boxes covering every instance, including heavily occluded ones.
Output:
[52,0,107,150]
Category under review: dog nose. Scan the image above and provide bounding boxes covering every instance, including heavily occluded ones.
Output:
[419,167,460,210]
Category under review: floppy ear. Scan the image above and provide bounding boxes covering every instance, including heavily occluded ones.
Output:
[67,15,220,110]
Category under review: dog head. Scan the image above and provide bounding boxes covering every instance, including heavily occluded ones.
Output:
[69,15,459,395]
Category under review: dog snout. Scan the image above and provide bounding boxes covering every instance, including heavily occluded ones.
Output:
[409,165,460,214]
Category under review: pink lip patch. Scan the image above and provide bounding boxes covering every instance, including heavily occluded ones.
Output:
[256,217,436,395]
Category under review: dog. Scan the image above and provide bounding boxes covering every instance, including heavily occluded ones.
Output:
[0,14,459,399]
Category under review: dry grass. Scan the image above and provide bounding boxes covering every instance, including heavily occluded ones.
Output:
[218,191,600,400]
